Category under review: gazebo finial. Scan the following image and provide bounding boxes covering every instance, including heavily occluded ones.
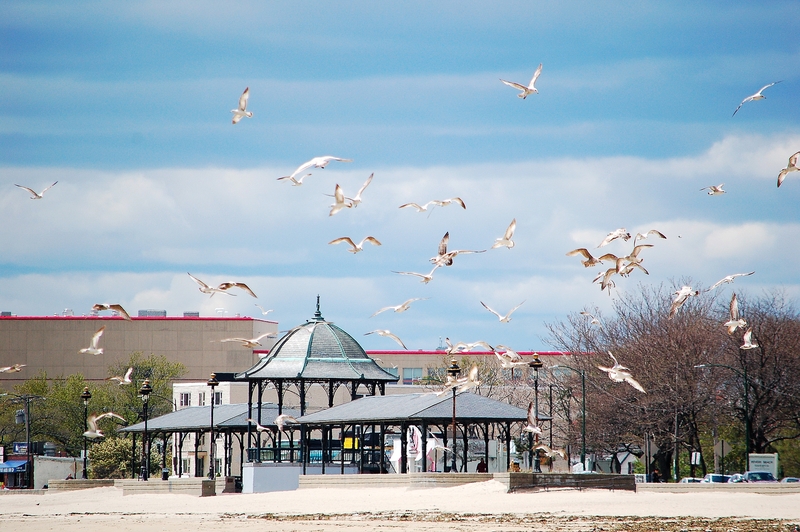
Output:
[314,295,324,321]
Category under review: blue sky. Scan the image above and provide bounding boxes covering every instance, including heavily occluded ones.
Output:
[1,1,799,352]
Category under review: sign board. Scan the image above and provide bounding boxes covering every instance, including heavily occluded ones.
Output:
[691,451,702,465]
[13,442,28,454]
[748,453,779,477]
[714,440,732,458]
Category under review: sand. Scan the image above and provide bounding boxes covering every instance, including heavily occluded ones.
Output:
[1,482,799,532]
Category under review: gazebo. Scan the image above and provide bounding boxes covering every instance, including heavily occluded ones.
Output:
[232,298,398,463]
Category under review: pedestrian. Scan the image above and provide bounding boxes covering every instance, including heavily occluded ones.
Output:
[476,458,488,473]
[651,469,660,483]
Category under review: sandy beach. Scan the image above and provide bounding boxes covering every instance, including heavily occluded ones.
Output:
[1,482,799,532]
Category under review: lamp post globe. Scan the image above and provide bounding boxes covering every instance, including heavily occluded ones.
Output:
[528,354,543,473]
[446,359,460,473]
[80,387,92,479]
[138,379,153,481]
[207,373,219,480]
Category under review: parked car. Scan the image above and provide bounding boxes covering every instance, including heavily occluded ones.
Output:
[728,473,746,483]
[701,473,731,483]
[679,477,703,483]
[780,477,799,483]
[742,471,778,483]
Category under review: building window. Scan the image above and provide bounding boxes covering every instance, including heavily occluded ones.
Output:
[385,367,399,378]
[179,393,191,407]
[198,392,206,407]
[402,367,423,385]
[182,458,190,475]
[214,391,223,406]
[427,367,444,383]
[215,458,223,476]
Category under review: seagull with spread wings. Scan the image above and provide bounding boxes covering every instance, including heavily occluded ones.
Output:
[364,329,408,349]
[493,345,528,368]
[255,304,273,316]
[707,271,755,292]
[275,414,299,431]
[370,298,428,318]
[580,311,602,327]
[79,326,106,355]
[220,332,277,348]
[724,293,747,334]
[15,181,58,199]
[597,351,645,393]
[700,184,726,195]
[597,228,631,248]
[500,63,543,99]
[245,418,274,433]
[329,184,354,216]
[430,232,486,267]
[84,412,126,439]
[279,156,353,182]
[92,303,131,320]
[0,364,26,373]
[633,229,667,245]
[341,173,374,207]
[106,367,133,385]
[231,87,253,124]
[522,402,543,435]
[566,248,603,268]
[491,219,516,249]
[392,265,440,284]
[741,327,759,350]
[188,273,257,298]
[732,81,782,117]
[328,236,381,254]
[668,286,700,319]
[276,173,312,186]
[778,151,800,188]
[534,443,567,461]
[480,300,525,323]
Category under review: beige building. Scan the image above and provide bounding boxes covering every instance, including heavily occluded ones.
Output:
[0,315,278,384]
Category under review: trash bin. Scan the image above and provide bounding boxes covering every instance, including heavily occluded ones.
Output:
[161,468,169,481]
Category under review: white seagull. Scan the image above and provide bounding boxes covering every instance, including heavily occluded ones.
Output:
[275,414,299,431]
[0,363,26,373]
[343,173,374,207]
[456,365,481,392]
[707,271,755,292]
[220,332,277,348]
[633,229,667,245]
[491,219,516,249]
[597,351,645,393]
[500,63,543,99]
[534,443,567,461]
[392,265,440,284]
[255,304,273,316]
[364,329,408,349]
[430,232,486,267]
[92,303,131,321]
[245,418,274,433]
[724,293,747,335]
[580,311,602,326]
[494,345,528,368]
[15,181,58,199]
[329,184,354,216]
[700,184,726,195]
[79,326,106,355]
[668,286,700,319]
[522,403,543,435]
[741,327,759,350]
[84,412,126,439]
[106,366,133,385]
[777,151,800,188]
[597,228,631,248]
[732,81,782,117]
[328,236,381,253]
[566,248,603,268]
[187,273,258,298]
[480,300,525,323]
[276,173,312,186]
[370,298,428,318]
[279,156,353,182]
[231,87,253,124]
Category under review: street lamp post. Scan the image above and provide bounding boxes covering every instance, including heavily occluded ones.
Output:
[528,354,543,473]
[694,362,751,458]
[80,387,92,479]
[1,393,44,489]
[207,373,219,480]
[552,364,586,469]
[447,359,460,473]
[139,379,152,481]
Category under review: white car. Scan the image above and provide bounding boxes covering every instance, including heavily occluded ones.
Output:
[701,473,731,483]
[679,477,703,483]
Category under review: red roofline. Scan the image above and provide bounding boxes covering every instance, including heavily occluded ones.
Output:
[0,316,277,323]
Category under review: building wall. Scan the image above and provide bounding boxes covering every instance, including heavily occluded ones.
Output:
[0,316,278,383]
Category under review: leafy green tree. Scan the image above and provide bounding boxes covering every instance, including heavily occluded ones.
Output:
[88,435,164,479]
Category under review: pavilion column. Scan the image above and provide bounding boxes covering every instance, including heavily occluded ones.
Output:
[194,432,201,476]
[380,423,386,473]
[484,423,490,472]
[505,422,511,472]
[301,425,307,475]
[341,424,347,474]
[461,423,468,472]
[161,433,168,479]
[299,381,307,416]
[256,380,265,463]
[400,423,407,474]
[276,380,284,462]
[421,422,428,473]
[131,433,137,479]
[247,380,255,461]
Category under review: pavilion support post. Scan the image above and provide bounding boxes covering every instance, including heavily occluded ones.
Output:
[321,427,326,475]
[289,429,295,463]
[380,423,386,473]
[329,383,336,408]
[257,380,265,463]
[442,424,449,471]
[131,433,137,479]
[247,380,255,461]
[400,423,408,474]
[161,433,168,479]
[484,423,490,472]
[301,425,307,475]
[299,381,307,417]
[461,423,468,472]
[505,422,511,472]
[276,380,284,462]
[341,424,346,474]
[194,432,201,476]
[379,383,386,396]
[238,433,245,478]
[421,422,428,473]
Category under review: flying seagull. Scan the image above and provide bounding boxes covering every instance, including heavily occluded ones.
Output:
[724,293,747,335]
[437,364,481,395]
[732,81,781,117]
[534,443,567,461]
[333,173,373,207]
[245,418,273,433]
[220,332,277,348]
[106,367,133,385]
[566,248,603,268]
[597,351,645,393]
[400,197,466,212]
[633,229,667,245]
[92,303,131,321]
[741,327,759,350]
[777,151,800,188]
[494,345,528,368]
[392,265,440,284]
[491,219,516,249]
[364,329,408,350]
[84,412,126,439]
[79,326,106,355]
[276,173,312,186]
[668,286,700,319]
[255,304,273,316]
[580,311,602,327]
[329,184,354,216]
[187,273,258,298]
[597,228,631,248]
[328,236,381,254]
[279,156,353,182]
[370,298,428,318]
[398,201,438,212]
[480,300,525,323]
[430,232,486,267]
[231,87,253,124]
[0,363,26,373]
[522,403,543,435]
[15,181,58,199]
[700,184,726,195]
[707,271,755,292]
[275,414,299,431]
[500,63,543,99]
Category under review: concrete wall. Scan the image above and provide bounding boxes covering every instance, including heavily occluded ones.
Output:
[34,456,80,489]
